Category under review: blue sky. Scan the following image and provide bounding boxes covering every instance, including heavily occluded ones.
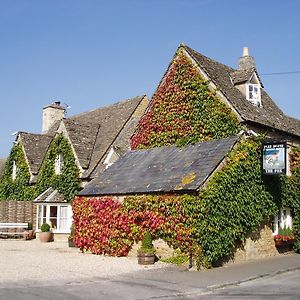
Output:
[0,0,299,158]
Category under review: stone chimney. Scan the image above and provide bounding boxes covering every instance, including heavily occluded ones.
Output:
[238,47,256,70]
[42,101,65,133]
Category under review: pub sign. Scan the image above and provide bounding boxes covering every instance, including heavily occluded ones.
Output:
[262,142,286,175]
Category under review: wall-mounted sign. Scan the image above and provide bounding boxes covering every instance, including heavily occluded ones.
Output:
[262,142,286,175]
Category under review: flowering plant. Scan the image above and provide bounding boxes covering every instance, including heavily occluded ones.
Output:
[274,227,294,243]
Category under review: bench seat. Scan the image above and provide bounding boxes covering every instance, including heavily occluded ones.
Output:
[0,223,29,238]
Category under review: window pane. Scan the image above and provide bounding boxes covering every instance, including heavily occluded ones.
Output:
[42,206,47,225]
[50,206,57,217]
[38,206,43,229]
[59,206,69,231]
[50,206,57,229]
[249,85,253,91]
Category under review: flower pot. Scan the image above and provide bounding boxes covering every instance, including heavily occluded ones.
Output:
[68,239,75,247]
[39,231,54,243]
[138,253,156,265]
[23,230,35,240]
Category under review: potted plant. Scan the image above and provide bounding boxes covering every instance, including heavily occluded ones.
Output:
[137,231,156,265]
[39,223,54,243]
[274,226,295,246]
[68,223,75,247]
[23,222,35,240]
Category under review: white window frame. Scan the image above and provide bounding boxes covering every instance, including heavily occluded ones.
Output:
[247,83,261,106]
[12,160,18,181]
[54,154,63,175]
[272,207,292,235]
[36,204,72,233]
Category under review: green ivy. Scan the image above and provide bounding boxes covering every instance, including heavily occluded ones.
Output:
[73,138,300,268]
[0,134,80,202]
[123,137,280,268]
[131,47,242,149]
[0,143,34,200]
[35,134,80,202]
[280,147,300,251]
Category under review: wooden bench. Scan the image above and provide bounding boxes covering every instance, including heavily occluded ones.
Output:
[0,223,29,238]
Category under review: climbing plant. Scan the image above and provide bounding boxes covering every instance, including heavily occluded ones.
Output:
[131,47,241,149]
[0,143,34,200]
[35,134,80,202]
[280,147,300,251]
[73,137,293,268]
[72,45,300,268]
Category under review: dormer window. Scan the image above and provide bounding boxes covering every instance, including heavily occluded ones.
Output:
[12,160,18,180]
[54,154,63,175]
[247,83,261,106]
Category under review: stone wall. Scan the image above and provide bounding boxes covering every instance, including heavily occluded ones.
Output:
[232,221,279,263]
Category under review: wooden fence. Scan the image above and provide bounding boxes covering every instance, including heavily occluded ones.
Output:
[0,200,36,231]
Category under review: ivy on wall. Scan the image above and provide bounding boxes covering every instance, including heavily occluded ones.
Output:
[35,134,80,202]
[280,147,300,251]
[73,137,297,268]
[0,143,34,200]
[0,134,80,202]
[72,194,195,257]
[72,45,300,268]
[131,47,241,149]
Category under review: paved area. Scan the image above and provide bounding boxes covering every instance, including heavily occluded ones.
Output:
[0,239,167,286]
[0,239,300,299]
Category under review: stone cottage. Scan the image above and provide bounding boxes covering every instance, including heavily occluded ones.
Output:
[0,95,148,235]
[74,44,300,267]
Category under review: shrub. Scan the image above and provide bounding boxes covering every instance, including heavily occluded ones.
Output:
[41,223,50,232]
[27,222,33,230]
[138,231,156,254]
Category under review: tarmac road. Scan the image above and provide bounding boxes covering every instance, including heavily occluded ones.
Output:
[1,268,300,300]
[191,269,300,300]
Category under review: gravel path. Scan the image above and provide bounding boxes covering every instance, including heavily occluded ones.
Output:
[0,239,168,285]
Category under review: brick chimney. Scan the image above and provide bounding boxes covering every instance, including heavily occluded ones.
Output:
[42,101,65,133]
[238,47,256,70]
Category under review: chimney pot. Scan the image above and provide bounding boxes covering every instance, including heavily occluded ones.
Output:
[242,47,249,57]
[238,46,255,70]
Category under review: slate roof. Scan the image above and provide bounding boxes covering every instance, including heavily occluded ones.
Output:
[62,118,100,169]
[33,187,66,203]
[68,95,146,178]
[79,136,238,196]
[230,68,263,87]
[18,132,53,175]
[91,111,145,177]
[183,45,300,138]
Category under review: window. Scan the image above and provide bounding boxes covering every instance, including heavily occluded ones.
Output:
[272,207,292,235]
[36,204,72,233]
[54,154,63,175]
[247,83,261,106]
[12,160,18,180]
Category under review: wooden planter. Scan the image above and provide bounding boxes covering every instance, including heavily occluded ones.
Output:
[138,253,156,265]
[275,239,295,247]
